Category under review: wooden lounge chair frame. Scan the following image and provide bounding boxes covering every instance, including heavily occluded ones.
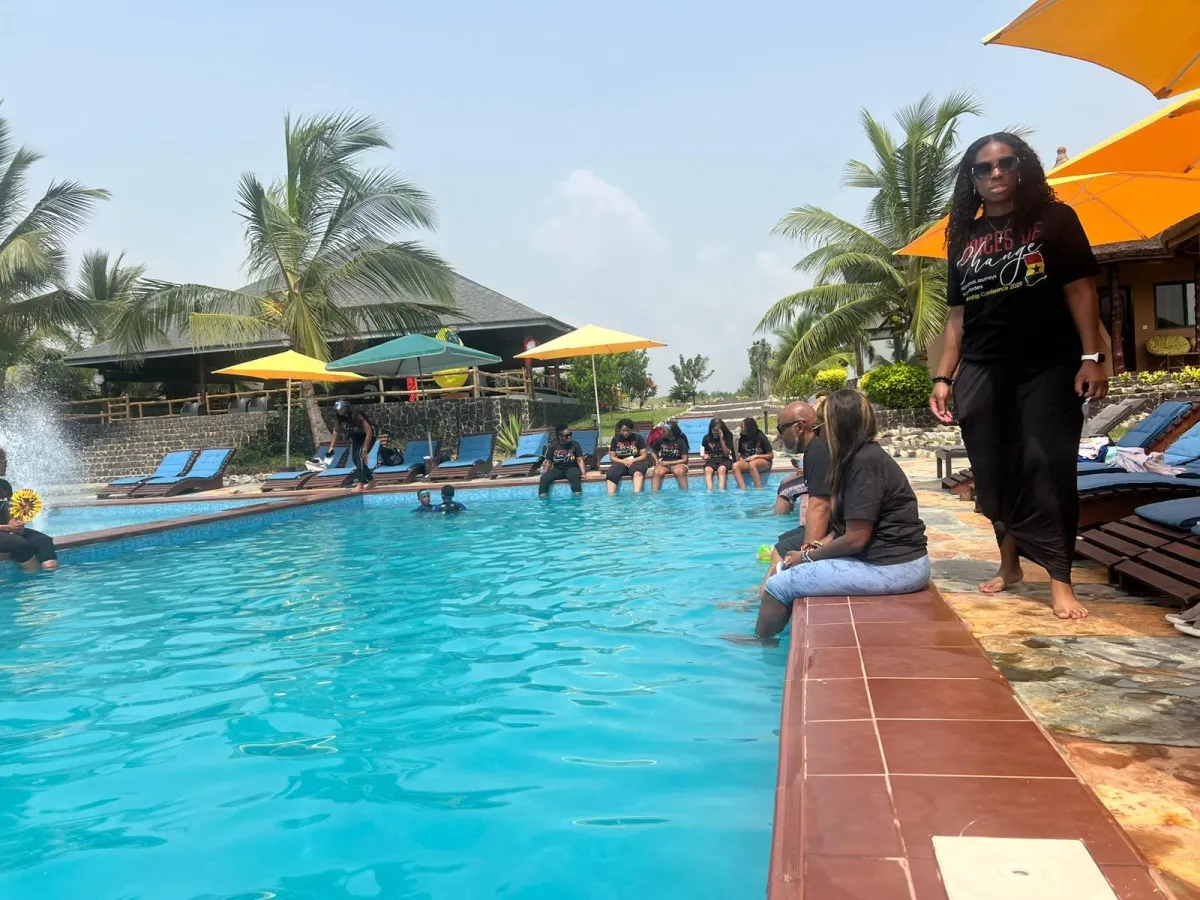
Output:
[491,430,549,479]
[428,433,496,482]
[129,448,235,498]
[372,440,443,486]
[1077,514,1200,606]
[302,441,383,490]
[261,444,351,493]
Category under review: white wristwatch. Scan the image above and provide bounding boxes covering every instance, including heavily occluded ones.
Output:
[1081,353,1105,363]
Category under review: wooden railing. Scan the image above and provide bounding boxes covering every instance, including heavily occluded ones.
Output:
[61,367,571,422]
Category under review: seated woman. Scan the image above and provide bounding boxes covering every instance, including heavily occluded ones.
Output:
[754,389,929,638]
[0,478,58,573]
[651,421,690,492]
[701,418,736,491]
[606,418,650,495]
[733,418,774,490]
[539,424,587,498]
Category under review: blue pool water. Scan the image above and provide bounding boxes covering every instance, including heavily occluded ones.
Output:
[0,486,788,899]
[34,498,278,537]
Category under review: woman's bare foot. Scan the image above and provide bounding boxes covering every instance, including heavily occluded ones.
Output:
[1049,580,1089,620]
[979,565,1023,593]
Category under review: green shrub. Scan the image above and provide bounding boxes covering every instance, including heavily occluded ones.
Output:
[813,367,848,394]
[1137,369,1168,386]
[1115,371,1134,384]
[1145,334,1191,356]
[861,362,933,409]
[495,413,524,459]
[857,369,875,394]
[1179,365,1200,384]
[775,371,815,400]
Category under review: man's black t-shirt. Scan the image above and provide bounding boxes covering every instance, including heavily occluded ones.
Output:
[652,435,689,461]
[702,434,733,460]
[947,202,1099,364]
[548,439,584,469]
[609,433,647,459]
[738,432,771,459]
[0,478,11,525]
[833,443,927,565]
[802,437,832,498]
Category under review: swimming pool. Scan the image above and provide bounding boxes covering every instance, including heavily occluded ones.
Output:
[0,485,787,898]
[33,498,279,537]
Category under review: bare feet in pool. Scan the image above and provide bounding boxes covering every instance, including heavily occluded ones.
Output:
[1049,580,1089,619]
[979,564,1023,593]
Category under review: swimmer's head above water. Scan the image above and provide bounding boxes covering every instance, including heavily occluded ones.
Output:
[441,485,455,500]
[416,489,432,507]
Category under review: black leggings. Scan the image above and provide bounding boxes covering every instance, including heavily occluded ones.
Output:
[540,466,582,496]
[955,360,1082,583]
[0,527,57,565]
[352,436,374,485]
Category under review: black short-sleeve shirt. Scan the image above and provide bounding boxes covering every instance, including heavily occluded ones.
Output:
[737,432,771,459]
[947,202,1099,364]
[609,433,647,460]
[802,436,832,498]
[548,439,584,469]
[652,435,689,461]
[834,443,927,565]
[702,434,734,459]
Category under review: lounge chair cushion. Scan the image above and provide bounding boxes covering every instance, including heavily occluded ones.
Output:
[142,448,232,485]
[1116,401,1191,448]
[1077,471,1200,494]
[1164,423,1200,467]
[312,441,382,478]
[510,432,548,459]
[1133,498,1200,530]
[1077,461,1116,475]
[106,450,197,486]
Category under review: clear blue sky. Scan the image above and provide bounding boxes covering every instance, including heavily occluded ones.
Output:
[1,0,1154,389]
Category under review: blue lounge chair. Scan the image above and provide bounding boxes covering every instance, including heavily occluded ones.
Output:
[130,448,235,497]
[1078,400,1196,474]
[304,441,383,489]
[260,445,351,493]
[97,449,199,499]
[571,429,601,470]
[1079,417,1200,481]
[492,431,549,479]
[429,433,495,482]
[373,440,440,485]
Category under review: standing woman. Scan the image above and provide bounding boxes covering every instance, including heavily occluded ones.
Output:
[930,132,1106,620]
[701,418,736,491]
[733,418,774,489]
[328,400,376,492]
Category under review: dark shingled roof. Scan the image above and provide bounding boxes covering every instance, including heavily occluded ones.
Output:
[66,271,572,366]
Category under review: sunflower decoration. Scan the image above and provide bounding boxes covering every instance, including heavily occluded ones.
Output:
[9,489,43,524]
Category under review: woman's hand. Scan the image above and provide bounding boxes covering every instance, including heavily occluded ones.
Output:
[929,382,954,424]
[1075,361,1108,400]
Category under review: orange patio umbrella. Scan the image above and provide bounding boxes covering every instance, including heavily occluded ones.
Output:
[897,172,1200,260]
[984,0,1200,99]
[1051,90,1200,178]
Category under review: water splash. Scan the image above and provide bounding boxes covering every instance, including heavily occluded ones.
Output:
[0,387,79,504]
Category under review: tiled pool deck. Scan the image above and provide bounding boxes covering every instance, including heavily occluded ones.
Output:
[17,461,1200,898]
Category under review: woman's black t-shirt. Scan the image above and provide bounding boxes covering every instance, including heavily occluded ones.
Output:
[947,202,1099,364]
[702,434,733,459]
[652,435,689,461]
[609,433,646,459]
[548,439,584,469]
[832,443,927,565]
[339,409,374,439]
[738,432,771,459]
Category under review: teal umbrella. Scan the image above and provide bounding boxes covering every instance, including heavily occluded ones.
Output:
[328,334,502,453]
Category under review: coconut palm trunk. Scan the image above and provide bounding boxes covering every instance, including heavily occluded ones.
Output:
[302,382,331,447]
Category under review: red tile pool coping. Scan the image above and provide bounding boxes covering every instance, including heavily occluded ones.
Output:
[767,586,1172,900]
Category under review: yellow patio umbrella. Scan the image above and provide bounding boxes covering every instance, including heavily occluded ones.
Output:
[1051,91,1200,178]
[213,350,365,467]
[514,325,667,441]
[897,172,1200,260]
[984,0,1200,99]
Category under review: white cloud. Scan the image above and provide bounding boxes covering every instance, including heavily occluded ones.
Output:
[528,171,807,391]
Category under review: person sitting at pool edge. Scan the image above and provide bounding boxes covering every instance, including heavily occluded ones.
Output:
[774,395,827,521]
[0,476,58,573]
[607,418,649,494]
[733,417,774,490]
[701,417,735,491]
[754,389,929,639]
[414,489,437,512]
[438,484,467,513]
[651,421,689,492]
[540,423,586,497]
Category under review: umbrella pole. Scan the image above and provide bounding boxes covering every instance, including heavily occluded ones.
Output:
[285,379,292,468]
[419,358,433,458]
[591,353,602,444]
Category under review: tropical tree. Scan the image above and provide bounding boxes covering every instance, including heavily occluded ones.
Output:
[668,353,713,405]
[142,112,457,439]
[0,108,109,392]
[759,92,982,381]
[747,339,772,397]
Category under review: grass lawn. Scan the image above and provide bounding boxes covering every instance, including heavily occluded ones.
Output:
[568,407,689,432]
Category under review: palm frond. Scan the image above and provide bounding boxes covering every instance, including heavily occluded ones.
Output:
[774,299,882,381]
[189,312,275,351]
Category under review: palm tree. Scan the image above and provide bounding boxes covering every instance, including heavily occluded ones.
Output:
[0,108,109,392]
[143,111,457,439]
[759,92,982,381]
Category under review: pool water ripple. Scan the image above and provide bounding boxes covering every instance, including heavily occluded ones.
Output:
[1,488,786,899]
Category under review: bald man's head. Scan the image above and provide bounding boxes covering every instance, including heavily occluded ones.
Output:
[777,401,819,452]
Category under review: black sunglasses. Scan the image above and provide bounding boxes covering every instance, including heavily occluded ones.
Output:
[776,419,800,433]
[970,155,1020,180]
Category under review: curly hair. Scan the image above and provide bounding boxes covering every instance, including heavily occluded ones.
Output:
[946,132,1057,264]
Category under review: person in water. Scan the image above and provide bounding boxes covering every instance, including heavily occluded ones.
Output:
[701,417,736,491]
[754,390,929,638]
[328,400,375,491]
[539,424,587,497]
[732,417,774,490]
[0,476,58,574]
[606,418,650,494]
[650,421,690,492]
[931,132,1104,620]
[438,484,467,513]
[414,489,437,512]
